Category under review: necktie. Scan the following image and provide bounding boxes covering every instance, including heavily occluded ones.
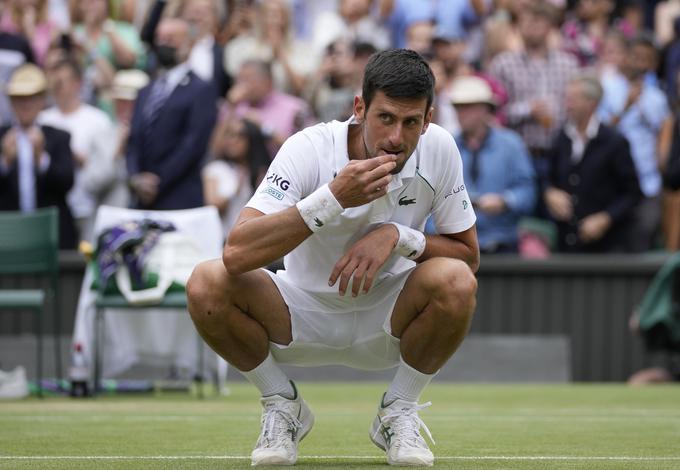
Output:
[144,77,168,127]
[16,128,36,212]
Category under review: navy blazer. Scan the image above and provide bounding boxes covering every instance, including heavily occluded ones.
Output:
[546,123,642,253]
[0,124,77,249]
[126,70,217,210]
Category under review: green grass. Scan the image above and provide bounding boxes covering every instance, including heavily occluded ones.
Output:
[1,383,679,469]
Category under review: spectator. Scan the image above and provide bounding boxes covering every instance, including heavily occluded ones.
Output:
[39,58,117,242]
[224,59,313,157]
[126,18,217,210]
[306,38,359,123]
[141,0,232,98]
[560,0,614,67]
[203,117,270,239]
[224,0,317,96]
[313,0,390,54]
[597,29,627,81]
[599,34,671,251]
[426,53,459,136]
[545,74,641,253]
[380,0,433,49]
[0,31,34,126]
[72,0,145,70]
[0,64,77,248]
[450,75,536,254]
[0,0,59,66]
[104,69,150,209]
[489,1,578,181]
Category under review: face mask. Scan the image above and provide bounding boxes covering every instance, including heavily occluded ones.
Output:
[155,45,179,68]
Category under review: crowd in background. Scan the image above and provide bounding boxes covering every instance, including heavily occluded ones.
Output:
[2,0,680,256]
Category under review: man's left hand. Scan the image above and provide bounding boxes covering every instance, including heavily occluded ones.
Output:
[579,211,612,243]
[328,224,399,297]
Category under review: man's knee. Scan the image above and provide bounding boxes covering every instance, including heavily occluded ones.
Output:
[421,258,477,317]
[187,260,233,324]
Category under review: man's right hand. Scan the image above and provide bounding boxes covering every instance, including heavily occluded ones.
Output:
[130,172,160,206]
[329,154,397,208]
[544,187,573,221]
[1,129,17,167]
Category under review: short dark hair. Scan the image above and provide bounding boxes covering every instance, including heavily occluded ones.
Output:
[362,49,435,112]
[52,58,82,80]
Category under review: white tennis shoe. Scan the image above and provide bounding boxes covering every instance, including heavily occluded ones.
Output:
[370,394,435,466]
[251,383,314,466]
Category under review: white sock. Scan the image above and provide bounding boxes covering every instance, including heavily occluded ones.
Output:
[240,352,295,399]
[384,356,436,404]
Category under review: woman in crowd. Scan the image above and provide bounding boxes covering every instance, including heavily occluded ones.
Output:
[203,118,271,239]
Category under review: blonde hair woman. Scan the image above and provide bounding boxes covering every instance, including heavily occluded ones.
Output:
[0,0,58,65]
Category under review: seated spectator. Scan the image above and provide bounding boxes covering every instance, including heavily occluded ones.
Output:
[545,74,641,253]
[380,0,433,49]
[39,58,117,243]
[0,0,59,66]
[450,76,536,254]
[126,18,217,210]
[224,59,313,157]
[224,0,317,96]
[203,117,270,239]
[599,34,671,251]
[0,64,77,248]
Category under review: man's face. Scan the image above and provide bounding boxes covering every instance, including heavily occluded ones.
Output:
[114,98,135,125]
[237,64,271,103]
[48,66,81,105]
[455,103,489,136]
[353,90,432,175]
[625,43,656,79]
[11,94,45,127]
[156,20,191,63]
[565,82,595,123]
[519,12,551,49]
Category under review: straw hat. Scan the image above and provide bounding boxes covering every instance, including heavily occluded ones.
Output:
[111,69,150,100]
[6,64,47,97]
[448,76,497,107]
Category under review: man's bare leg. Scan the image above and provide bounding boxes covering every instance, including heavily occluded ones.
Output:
[187,259,292,371]
[187,260,314,466]
[370,257,477,466]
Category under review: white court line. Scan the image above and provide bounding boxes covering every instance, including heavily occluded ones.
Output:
[1,456,680,461]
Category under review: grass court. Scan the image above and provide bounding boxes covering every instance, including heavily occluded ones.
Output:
[1,382,679,469]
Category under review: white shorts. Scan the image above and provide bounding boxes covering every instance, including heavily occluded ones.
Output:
[263,267,415,370]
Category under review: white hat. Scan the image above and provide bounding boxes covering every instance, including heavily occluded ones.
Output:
[448,76,497,107]
[6,64,47,97]
[111,70,150,100]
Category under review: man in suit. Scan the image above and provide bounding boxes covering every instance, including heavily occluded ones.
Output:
[0,64,77,249]
[544,73,641,253]
[127,17,217,210]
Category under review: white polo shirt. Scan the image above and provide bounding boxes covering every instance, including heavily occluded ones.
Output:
[246,117,476,296]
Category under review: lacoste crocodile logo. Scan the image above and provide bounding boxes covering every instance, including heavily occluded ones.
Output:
[314,217,324,227]
[399,196,416,206]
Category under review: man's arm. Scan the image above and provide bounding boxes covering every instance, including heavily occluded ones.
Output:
[420,227,480,273]
[224,155,398,275]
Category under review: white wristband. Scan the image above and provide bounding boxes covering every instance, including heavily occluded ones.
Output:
[296,183,344,232]
[390,222,426,260]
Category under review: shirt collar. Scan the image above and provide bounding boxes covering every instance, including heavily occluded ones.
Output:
[565,115,600,143]
[160,62,192,92]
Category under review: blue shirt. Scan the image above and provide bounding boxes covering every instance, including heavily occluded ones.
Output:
[456,127,536,250]
[599,73,669,197]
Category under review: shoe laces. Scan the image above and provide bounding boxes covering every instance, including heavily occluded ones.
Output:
[375,401,435,448]
[258,401,302,448]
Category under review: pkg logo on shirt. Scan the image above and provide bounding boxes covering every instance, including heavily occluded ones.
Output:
[262,186,284,200]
